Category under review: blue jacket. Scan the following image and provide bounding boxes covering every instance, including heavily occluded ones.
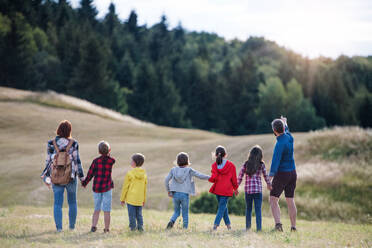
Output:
[269,126,296,176]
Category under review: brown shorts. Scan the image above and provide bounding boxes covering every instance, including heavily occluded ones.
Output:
[270,170,297,198]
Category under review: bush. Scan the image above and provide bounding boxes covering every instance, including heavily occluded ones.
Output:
[190,192,217,214]
[190,192,246,216]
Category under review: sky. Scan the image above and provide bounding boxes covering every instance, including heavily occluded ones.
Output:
[70,0,372,58]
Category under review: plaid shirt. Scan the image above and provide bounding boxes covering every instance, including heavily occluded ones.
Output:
[41,136,84,179]
[237,162,271,194]
[82,155,115,193]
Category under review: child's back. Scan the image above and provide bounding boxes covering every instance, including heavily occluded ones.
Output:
[121,167,147,206]
[238,162,270,194]
[237,145,270,231]
[120,153,147,232]
[82,141,114,233]
[165,166,209,196]
[165,152,209,229]
[84,155,115,192]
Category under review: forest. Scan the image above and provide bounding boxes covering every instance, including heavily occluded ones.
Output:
[1,0,371,135]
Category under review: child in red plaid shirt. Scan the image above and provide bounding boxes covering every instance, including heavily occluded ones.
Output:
[82,141,115,233]
[237,145,271,231]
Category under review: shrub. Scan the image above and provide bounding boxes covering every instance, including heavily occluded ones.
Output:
[190,192,246,216]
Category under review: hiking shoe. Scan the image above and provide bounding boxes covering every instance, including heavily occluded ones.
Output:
[291,226,297,232]
[104,229,109,233]
[212,225,218,231]
[226,225,231,230]
[166,221,174,229]
[138,227,144,232]
[91,226,97,232]
[275,223,283,232]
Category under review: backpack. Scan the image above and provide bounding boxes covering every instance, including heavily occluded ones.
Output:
[51,139,73,185]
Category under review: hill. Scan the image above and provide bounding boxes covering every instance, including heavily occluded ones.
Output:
[0,87,371,225]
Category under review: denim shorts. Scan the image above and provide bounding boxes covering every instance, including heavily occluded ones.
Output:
[93,189,112,212]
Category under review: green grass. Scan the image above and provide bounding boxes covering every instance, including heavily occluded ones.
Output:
[0,206,371,248]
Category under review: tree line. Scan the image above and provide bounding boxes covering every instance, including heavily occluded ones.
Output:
[1,0,371,134]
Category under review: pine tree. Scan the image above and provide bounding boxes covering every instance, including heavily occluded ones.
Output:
[149,15,170,62]
[1,13,37,89]
[126,10,138,35]
[117,53,135,89]
[104,3,120,37]
[78,0,97,25]
[56,0,73,29]
[227,53,260,134]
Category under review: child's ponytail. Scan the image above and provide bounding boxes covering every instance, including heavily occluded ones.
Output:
[215,146,226,165]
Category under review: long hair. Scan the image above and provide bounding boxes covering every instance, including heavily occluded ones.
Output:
[244,145,263,177]
[215,145,226,165]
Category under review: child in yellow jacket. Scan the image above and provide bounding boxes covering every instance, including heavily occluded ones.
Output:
[120,153,147,231]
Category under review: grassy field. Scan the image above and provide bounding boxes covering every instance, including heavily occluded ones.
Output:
[0,206,371,248]
[0,87,371,247]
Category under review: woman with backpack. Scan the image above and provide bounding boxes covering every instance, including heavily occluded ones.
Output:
[41,120,85,232]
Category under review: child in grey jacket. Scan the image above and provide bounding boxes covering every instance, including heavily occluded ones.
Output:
[165,152,210,229]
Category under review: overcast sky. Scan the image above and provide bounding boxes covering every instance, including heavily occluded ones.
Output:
[70,0,372,58]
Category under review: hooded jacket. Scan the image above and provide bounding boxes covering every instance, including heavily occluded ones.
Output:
[165,166,210,195]
[120,167,147,206]
[208,160,238,196]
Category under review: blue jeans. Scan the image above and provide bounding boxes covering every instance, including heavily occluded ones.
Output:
[214,195,231,226]
[93,189,112,212]
[127,204,143,230]
[245,192,262,231]
[170,192,189,228]
[52,179,77,230]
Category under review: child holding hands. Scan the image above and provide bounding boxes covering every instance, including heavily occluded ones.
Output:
[208,146,238,230]
[165,152,210,229]
[82,141,115,233]
[120,153,147,231]
[237,145,272,231]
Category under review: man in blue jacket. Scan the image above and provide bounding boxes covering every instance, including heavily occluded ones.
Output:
[269,116,297,232]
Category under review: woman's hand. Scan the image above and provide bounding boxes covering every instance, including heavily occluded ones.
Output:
[121,201,125,207]
[168,192,173,198]
[267,184,273,191]
[234,190,239,196]
[42,176,51,189]
[43,181,51,189]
